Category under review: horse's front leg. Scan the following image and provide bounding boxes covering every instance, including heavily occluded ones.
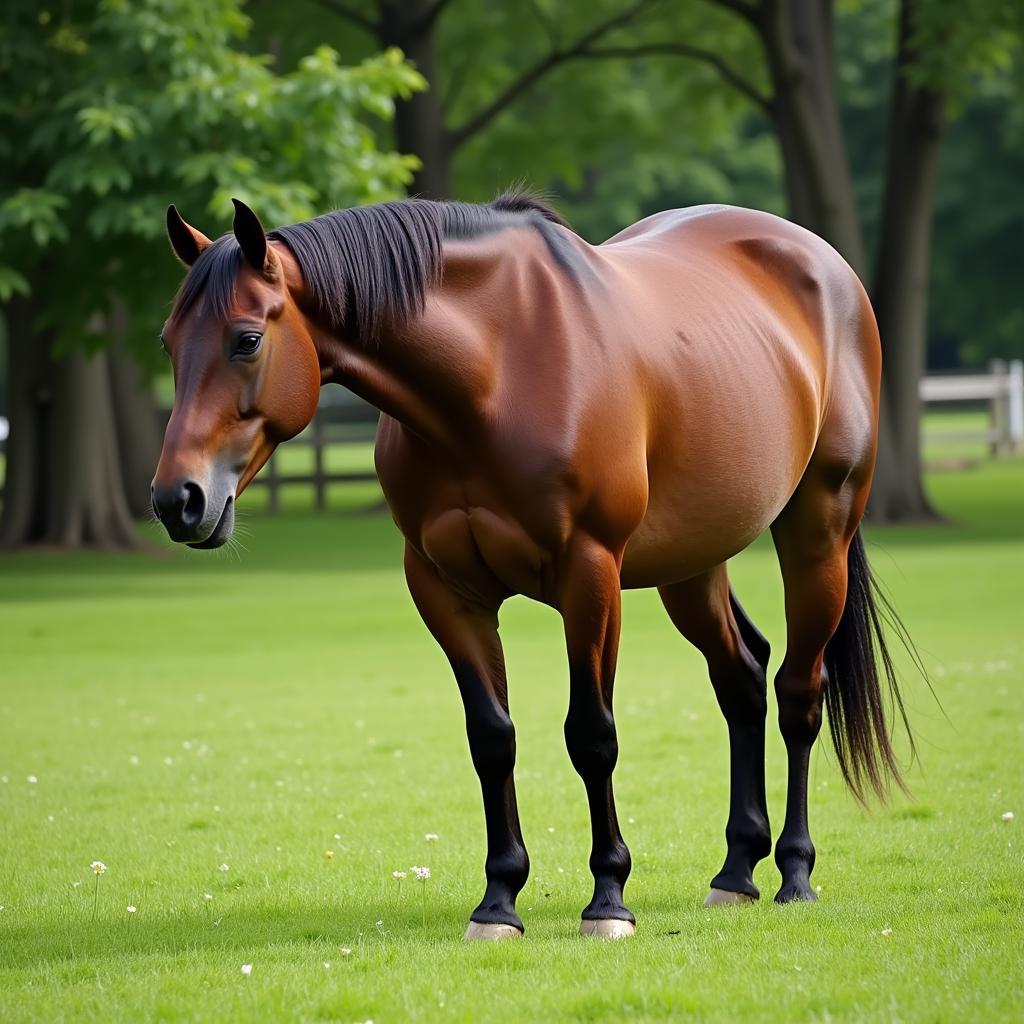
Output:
[560,535,635,938]
[404,544,528,941]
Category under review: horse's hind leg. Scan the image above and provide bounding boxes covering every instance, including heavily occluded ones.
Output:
[770,465,868,903]
[659,565,772,904]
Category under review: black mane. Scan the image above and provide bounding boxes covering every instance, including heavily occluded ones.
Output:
[170,190,570,339]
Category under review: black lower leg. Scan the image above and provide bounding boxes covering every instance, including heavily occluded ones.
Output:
[774,740,817,903]
[709,595,772,897]
[774,664,823,904]
[565,700,634,923]
[457,666,529,930]
[472,777,529,927]
[710,717,772,897]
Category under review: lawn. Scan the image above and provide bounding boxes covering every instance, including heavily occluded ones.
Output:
[1,460,1022,1023]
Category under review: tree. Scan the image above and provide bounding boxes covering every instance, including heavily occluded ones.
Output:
[299,0,768,206]
[696,0,1022,520]
[0,0,423,548]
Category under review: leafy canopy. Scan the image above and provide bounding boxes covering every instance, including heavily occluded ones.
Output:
[0,0,424,367]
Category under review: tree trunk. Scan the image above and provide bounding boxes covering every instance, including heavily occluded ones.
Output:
[379,1,453,198]
[0,296,48,546]
[760,0,866,277]
[868,0,946,521]
[107,306,162,519]
[0,297,138,549]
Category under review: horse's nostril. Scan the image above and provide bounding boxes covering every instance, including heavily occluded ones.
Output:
[180,481,206,528]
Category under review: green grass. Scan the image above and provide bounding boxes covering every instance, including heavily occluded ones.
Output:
[1,461,1022,1023]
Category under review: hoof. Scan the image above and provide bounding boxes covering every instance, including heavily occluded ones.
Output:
[704,888,756,907]
[580,918,636,939]
[774,884,817,905]
[464,921,523,942]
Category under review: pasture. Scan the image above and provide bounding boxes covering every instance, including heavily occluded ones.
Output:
[1,461,1021,1023]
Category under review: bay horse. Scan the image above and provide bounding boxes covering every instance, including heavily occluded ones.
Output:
[154,192,912,940]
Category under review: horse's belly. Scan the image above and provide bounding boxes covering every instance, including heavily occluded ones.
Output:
[620,439,808,590]
[621,503,770,589]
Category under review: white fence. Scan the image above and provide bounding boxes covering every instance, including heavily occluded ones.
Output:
[920,358,1024,454]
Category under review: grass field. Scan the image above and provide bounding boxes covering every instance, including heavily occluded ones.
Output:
[1,460,1022,1023]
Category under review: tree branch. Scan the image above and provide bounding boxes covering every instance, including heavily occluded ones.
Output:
[448,0,659,148]
[313,0,379,35]
[578,43,772,112]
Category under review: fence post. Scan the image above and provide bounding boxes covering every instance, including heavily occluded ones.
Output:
[313,412,326,511]
[1009,359,1024,455]
[989,358,1008,456]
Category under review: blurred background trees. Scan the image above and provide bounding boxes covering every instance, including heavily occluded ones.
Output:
[0,0,1021,546]
[0,0,421,546]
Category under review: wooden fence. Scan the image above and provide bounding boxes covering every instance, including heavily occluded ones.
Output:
[252,392,378,513]
[920,358,1024,455]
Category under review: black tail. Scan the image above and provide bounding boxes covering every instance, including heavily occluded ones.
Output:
[823,529,919,804]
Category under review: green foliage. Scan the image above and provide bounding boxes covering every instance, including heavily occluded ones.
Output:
[834,0,1024,367]
[905,0,1024,104]
[443,2,766,238]
[0,0,424,370]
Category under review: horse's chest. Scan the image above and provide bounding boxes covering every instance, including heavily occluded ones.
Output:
[419,505,555,604]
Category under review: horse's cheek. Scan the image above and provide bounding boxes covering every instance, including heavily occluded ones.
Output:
[265,336,320,441]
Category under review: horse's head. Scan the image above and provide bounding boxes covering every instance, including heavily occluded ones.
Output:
[152,200,321,548]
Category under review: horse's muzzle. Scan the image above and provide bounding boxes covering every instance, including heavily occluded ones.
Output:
[151,477,233,548]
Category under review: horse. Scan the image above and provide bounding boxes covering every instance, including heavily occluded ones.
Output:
[153,191,913,941]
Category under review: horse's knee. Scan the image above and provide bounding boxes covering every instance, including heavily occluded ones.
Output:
[564,704,618,780]
[466,706,516,780]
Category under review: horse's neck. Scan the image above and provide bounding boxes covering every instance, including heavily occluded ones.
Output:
[314,230,561,451]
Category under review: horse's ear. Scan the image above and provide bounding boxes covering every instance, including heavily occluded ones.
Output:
[231,198,269,274]
[166,205,211,267]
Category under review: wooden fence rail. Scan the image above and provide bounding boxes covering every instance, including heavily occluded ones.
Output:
[920,358,1024,455]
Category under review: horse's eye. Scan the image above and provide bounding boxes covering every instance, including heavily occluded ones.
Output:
[234,332,263,358]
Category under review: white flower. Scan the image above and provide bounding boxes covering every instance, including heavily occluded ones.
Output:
[881,927,893,936]
[129,756,139,766]
[90,861,107,875]
[392,870,407,880]
[340,947,353,956]
[323,961,332,969]
[241,963,253,976]
[219,863,229,872]
[1002,811,1015,822]
[27,775,38,784]
[203,893,213,902]
[424,833,439,842]
[412,865,431,881]
[127,905,137,914]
